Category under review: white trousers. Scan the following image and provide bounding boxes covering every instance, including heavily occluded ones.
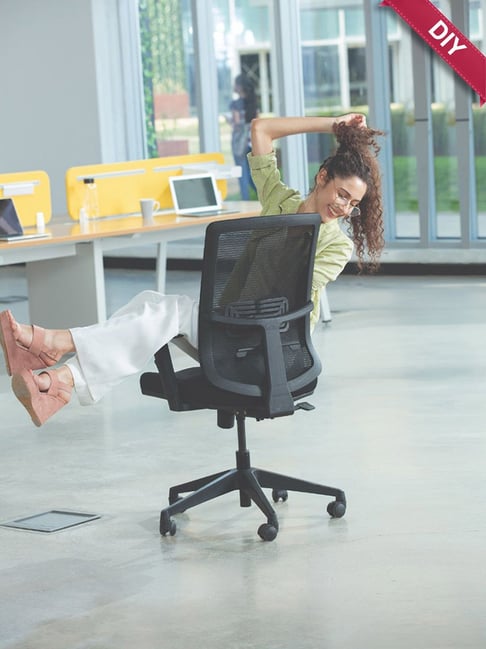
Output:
[65,291,199,405]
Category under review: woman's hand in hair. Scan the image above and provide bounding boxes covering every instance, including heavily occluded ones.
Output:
[335,113,367,129]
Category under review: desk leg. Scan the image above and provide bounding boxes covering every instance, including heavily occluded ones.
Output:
[155,241,167,293]
[320,286,332,323]
[25,241,107,329]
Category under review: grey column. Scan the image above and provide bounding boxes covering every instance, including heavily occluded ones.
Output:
[191,0,221,152]
[271,0,309,196]
[451,0,477,244]
[411,32,436,245]
[363,0,396,242]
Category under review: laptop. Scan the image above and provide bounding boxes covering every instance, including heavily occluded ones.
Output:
[169,173,239,217]
[0,198,51,241]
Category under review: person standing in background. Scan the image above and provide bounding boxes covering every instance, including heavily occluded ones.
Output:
[229,74,258,200]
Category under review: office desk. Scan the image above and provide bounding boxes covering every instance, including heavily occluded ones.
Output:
[0,201,260,328]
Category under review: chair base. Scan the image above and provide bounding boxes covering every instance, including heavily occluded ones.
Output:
[160,457,346,541]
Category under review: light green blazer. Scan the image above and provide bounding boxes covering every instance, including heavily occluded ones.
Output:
[248,151,354,329]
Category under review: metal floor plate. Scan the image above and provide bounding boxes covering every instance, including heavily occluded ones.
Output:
[0,510,101,532]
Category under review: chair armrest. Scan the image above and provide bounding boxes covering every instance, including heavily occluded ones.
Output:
[259,321,296,417]
[203,303,315,417]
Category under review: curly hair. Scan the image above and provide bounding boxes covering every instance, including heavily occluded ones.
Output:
[315,121,385,271]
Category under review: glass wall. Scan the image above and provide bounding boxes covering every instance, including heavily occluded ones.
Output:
[211,0,271,198]
[138,0,271,198]
[429,1,460,239]
[136,0,485,246]
[432,77,461,239]
[385,11,420,238]
[299,4,368,112]
[470,0,486,237]
[299,2,382,199]
[138,0,201,157]
[428,0,485,241]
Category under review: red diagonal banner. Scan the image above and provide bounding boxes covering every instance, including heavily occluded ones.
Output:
[380,0,486,105]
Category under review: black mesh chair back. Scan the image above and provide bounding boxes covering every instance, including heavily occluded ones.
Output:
[140,213,346,541]
[198,214,322,417]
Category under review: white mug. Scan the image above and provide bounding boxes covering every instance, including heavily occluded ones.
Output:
[140,198,160,223]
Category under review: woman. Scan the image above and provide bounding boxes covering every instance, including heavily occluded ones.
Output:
[229,74,258,200]
[0,113,384,427]
[249,112,384,330]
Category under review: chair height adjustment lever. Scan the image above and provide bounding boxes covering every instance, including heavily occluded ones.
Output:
[295,401,315,411]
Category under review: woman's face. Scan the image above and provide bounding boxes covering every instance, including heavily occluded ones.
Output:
[314,172,367,224]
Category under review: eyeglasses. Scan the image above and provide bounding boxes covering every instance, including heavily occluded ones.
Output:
[333,180,361,218]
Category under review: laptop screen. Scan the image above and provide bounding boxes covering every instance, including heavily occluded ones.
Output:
[0,197,51,241]
[0,198,23,236]
[169,174,221,214]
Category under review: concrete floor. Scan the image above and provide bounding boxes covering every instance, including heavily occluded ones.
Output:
[1,266,486,649]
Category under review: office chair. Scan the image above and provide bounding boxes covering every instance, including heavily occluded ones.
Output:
[140,214,346,541]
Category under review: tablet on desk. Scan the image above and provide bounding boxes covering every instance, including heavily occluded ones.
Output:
[0,198,51,241]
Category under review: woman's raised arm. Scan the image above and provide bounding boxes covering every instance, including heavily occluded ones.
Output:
[250,113,367,156]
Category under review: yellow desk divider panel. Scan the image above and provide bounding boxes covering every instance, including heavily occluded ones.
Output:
[65,153,228,220]
[0,170,52,226]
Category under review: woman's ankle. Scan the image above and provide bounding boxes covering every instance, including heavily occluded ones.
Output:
[47,330,75,357]
[36,365,74,392]
[57,364,74,387]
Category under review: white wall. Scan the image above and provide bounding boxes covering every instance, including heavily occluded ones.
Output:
[0,0,103,216]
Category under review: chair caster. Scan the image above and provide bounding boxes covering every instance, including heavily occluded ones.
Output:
[272,488,288,502]
[258,522,278,542]
[160,512,177,536]
[327,500,346,518]
[272,489,289,503]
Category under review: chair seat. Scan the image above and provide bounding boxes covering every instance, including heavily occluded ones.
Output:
[140,367,317,419]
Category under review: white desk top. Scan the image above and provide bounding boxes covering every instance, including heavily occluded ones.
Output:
[0,201,261,251]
